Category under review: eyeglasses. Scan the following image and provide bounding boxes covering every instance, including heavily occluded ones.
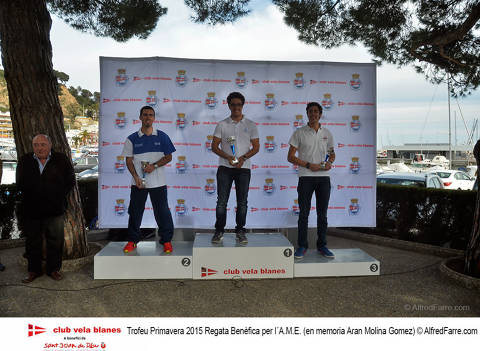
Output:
[229,103,243,107]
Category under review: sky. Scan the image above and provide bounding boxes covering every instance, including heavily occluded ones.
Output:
[47,0,480,148]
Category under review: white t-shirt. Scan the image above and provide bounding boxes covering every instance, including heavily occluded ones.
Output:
[213,116,259,169]
[289,125,334,177]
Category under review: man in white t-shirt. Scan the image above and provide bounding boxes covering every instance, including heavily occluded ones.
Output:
[288,102,335,259]
[121,106,176,254]
[211,92,260,245]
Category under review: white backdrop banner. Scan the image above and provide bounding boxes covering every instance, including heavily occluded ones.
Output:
[99,57,376,228]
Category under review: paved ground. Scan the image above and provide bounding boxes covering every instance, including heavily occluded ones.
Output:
[0,231,479,317]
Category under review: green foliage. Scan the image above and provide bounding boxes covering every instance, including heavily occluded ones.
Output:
[68,85,99,117]
[182,0,479,96]
[374,183,476,249]
[185,0,250,24]
[271,0,480,96]
[47,0,167,42]
[54,70,69,84]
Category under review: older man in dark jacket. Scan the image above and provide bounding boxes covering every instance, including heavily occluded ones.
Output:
[16,134,75,283]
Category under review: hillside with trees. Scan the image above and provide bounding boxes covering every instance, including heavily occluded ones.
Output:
[0,68,98,119]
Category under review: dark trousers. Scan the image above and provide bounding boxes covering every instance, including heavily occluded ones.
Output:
[215,166,251,232]
[24,215,64,274]
[128,185,174,244]
[297,176,331,249]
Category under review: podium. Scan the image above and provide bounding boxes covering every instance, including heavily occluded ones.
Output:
[192,233,293,280]
[293,248,380,277]
[93,233,380,280]
[94,241,193,279]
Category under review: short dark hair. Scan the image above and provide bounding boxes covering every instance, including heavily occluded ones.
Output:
[306,102,322,114]
[227,92,245,105]
[140,105,155,116]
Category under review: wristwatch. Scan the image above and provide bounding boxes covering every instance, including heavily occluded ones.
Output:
[306,162,310,169]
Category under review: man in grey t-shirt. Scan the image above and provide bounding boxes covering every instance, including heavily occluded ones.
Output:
[288,102,335,259]
[211,92,260,245]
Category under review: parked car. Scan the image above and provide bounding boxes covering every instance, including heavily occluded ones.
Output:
[73,155,98,173]
[377,172,444,189]
[428,170,475,190]
[77,165,98,179]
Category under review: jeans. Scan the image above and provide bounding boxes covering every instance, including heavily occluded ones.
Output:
[24,215,64,274]
[297,176,331,249]
[128,185,174,244]
[215,166,251,232]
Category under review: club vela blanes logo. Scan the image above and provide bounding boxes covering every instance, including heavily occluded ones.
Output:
[146,90,157,107]
[235,71,247,88]
[115,112,126,129]
[321,93,333,110]
[115,68,128,86]
[205,92,217,109]
[176,113,187,129]
[28,324,46,337]
[294,72,304,88]
[115,156,126,173]
[175,69,187,87]
[264,136,276,152]
[264,93,276,110]
[115,199,126,216]
[351,115,361,132]
[263,178,275,195]
[205,178,216,195]
[350,73,361,90]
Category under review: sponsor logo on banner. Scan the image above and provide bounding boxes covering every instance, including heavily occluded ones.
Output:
[264,93,277,110]
[350,157,360,174]
[294,72,304,88]
[350,73,361,90]
[175,69,188,87]
[293,115,304,129]
[205,92,218,109]
[205,135,214,152]
[146,90,157,107]
[115,68,128,86]
[205,178,216,195]
[115,199,126,216]
[114,156,126,173]
[263,178,275,195]
[321,93,333,110]
[115,112,126,129]
[176,156,187,174]
[176,113,187,129]
[351,115,361,132]
[264,136,276,152]
[175,199,187,216]
[201,267,217,277]
[349,198,360,215]
[235,71,247,88]
[292,199,300,216]
[28,324,46,337]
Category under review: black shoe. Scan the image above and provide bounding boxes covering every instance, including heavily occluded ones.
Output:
[211,231,224,244]
[236,229,248,245]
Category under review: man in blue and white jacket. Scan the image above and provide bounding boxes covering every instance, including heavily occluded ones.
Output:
[121,106,176,254]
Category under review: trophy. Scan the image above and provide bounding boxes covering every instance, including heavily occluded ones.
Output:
[320,147,334,170]
[140,161,149,187]
[226,136,239,165]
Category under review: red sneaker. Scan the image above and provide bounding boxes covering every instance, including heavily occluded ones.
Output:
[163,242,173,254]
[123,241,137,253]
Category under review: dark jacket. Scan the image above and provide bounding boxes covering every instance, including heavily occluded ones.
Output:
[16,151,75,218]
